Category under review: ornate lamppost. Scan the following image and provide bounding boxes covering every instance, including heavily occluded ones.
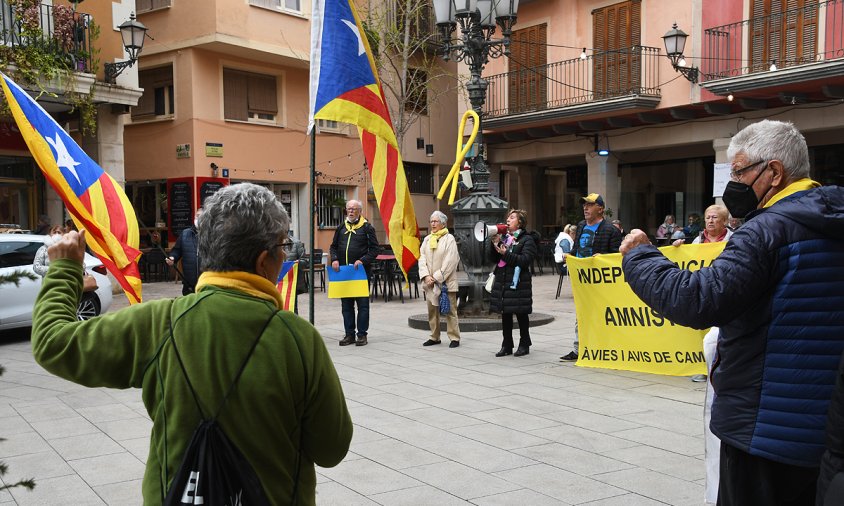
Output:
[432,0,519,315]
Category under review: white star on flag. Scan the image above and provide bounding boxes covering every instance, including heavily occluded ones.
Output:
[341,19,366,56]
[46,133,82,185]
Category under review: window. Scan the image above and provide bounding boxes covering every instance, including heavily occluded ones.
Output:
[387,0,435,47]
[132,65,174,120]
[249,0,301,13]
[405,162,433,194]
[136,0,171,13]
[317,187,346,228]
[508,24,547,113]
[223,69,279,124]
[0,241,39,268]
[750,0,818,72]
[592,0,641,99]
[316,119,341,133]
[404,68,428,115]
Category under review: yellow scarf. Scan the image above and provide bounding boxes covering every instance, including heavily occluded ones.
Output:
[344,217,368,234]
[429,227,449,249]
[195,271,282,309]
[764,178,821,208]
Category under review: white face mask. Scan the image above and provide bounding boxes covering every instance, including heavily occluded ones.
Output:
[51,234,63,242]
[194,219,198,228]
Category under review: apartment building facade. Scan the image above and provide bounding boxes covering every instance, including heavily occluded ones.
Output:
[479,0,844,237]
[124,0,459,252]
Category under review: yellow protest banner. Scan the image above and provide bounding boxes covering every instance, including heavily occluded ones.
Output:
[567,242,726,376]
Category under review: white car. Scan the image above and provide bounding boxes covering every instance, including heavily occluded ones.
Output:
[0,233,113,330]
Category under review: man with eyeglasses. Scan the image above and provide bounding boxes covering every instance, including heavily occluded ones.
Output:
[619,120,844,505]
[330,199,380,347]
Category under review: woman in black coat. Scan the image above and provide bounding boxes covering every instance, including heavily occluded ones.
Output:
[490,209,537,357]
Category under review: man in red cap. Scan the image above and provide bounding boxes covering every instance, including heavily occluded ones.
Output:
[560,193,623,361]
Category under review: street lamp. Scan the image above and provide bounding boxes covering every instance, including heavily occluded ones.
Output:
[432,0,519,315]
[662,22,698,83]
[104,13,148,83]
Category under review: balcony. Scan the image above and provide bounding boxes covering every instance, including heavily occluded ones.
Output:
[702,0,844,97]
[0,1,94,74]
[483,46,662,128]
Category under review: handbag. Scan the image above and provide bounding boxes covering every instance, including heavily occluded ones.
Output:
[438,285,451,315]
[484,272,495,293]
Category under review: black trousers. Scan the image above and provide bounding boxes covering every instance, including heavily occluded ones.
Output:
[718,442,818,506]
[501,312,531,350]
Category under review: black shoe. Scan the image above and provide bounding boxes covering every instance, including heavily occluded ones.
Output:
[423,339,441,347]
[339,335,356,346]
[495,347,513,357]
[514,346,530,357]
[560,351,578,361]
[355,336,368,346]
[449,341,460,348]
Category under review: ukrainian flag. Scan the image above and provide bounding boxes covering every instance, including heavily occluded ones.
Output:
[327,265,369,299]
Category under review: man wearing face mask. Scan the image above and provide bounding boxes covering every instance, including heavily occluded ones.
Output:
[617,120,844,505]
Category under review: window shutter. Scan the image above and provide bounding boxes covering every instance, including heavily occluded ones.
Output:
[136,0,153,12]
[223,69,248,121]
[247,73,278,114]
[593,1,640,98]
[507,24,547,113]
[751,0,818,71]
[152,0,172,8]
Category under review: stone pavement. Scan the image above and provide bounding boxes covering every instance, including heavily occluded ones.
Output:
[0,271,707,505]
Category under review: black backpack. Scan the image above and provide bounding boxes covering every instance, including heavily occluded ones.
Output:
[163,312,276,506]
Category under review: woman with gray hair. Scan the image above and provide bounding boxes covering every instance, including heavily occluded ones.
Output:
[418,210,461,347]
[30,183,352,505]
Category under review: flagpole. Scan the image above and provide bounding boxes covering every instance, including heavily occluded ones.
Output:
[308,131,316,324]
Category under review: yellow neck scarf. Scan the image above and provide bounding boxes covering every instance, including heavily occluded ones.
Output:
[429,227,449,249]
[764,178,821,208]
[344,217,368,234]
[195,271,282,309]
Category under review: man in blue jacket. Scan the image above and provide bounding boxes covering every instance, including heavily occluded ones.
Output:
[330,199,380,347]
[619,120,844,505]
[167,209,201,295]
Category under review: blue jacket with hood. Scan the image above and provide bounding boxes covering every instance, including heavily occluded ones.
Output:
[622,185,844,467]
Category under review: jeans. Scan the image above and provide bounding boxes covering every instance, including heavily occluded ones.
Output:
[341,296,370,338]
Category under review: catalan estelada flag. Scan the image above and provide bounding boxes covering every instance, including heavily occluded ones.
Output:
[309,0,420,282]
[276,260,299,311]
[327,265,369,299]
[0,73,142,304]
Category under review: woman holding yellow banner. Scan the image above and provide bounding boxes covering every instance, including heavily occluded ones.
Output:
[490,209,537,357]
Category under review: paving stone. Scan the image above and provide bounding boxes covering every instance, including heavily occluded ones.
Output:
[67,452,145,487]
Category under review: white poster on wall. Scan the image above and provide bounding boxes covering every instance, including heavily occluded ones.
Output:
[713,163,731,198]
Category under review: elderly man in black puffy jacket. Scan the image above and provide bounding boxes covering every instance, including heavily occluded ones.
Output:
[619,120,844,506]
[330,199,380,347]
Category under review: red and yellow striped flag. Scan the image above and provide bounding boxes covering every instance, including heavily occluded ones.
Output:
[309,0,420,279]
[1,73,142,303]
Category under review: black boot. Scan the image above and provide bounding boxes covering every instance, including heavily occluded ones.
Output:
[495,347,513,357]
[514,346,530,357]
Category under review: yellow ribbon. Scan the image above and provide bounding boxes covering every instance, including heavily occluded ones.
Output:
[436,109,480,205]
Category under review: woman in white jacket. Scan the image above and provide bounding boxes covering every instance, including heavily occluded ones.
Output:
[418,210,461,348]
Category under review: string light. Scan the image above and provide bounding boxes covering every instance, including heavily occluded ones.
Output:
[727,92,734,101]
[769,59,777,71]
[580,48,587,60]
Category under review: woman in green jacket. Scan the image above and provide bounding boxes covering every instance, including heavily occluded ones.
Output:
[32,183,353,505]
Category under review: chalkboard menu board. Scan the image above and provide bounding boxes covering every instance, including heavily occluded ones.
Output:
[169,181,193,237]
[199,181,225,206]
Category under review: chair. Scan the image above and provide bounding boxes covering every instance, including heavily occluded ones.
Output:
[369,260,386,301]
[385,259,405,303]
[556,263,568,299]
[406,263,420,299]
[311,249,326,291]
[143,249,168,282]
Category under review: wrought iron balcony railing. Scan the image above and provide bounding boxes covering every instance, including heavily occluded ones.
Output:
[702,0,844,81]
[484,45,662,119]
[0,1,94,74]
